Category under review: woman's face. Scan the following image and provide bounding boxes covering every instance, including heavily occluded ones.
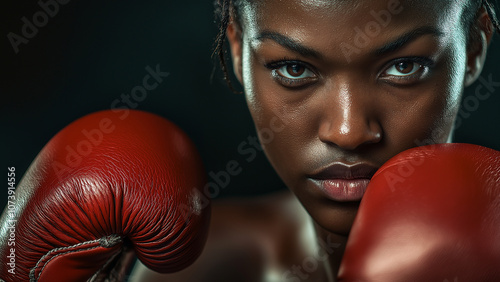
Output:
[227,0,486,235]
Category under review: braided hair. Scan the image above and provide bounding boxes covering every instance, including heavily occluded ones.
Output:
[213,0,500,90]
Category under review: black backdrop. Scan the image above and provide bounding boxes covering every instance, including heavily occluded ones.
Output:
[1,0,499,212]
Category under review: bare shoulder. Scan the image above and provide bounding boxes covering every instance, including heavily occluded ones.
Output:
[130,190,314,282]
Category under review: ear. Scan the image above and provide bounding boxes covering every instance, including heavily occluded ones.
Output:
[226,21,243,84]
[464,7,494,87]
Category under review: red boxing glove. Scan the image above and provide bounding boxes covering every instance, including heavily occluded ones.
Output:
[0,110,210,281]
[338,143,500,281]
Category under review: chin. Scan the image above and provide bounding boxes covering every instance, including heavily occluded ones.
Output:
[309,200,360,236]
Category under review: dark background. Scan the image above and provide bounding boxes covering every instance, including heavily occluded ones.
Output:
[1,0,499,212]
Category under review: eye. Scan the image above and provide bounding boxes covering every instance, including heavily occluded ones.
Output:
[379,57,435,85]
[265,60,318,88]
[385,61,422,77]
[276,64,315,79]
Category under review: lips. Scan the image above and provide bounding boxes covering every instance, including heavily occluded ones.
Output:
[308,163,379,202]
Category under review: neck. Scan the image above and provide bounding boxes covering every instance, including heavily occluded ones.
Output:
[313,223,348,281]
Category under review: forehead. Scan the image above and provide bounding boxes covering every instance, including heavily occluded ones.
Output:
[239,0,467,37]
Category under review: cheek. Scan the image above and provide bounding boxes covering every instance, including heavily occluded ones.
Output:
[384,47,466,148]
[244,85,300,183]
[384,92,452,148]
[429,44,468,139]
[242,49,309,183]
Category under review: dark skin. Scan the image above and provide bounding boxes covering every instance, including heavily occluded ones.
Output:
[133,0,494,281]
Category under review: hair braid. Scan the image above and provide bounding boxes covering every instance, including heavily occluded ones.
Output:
[213,0,240,93]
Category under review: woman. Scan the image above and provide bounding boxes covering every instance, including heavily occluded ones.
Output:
[133,0,499,280]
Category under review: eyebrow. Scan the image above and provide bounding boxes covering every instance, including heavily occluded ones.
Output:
[373,26,444,55]
[255,31,323,59]
[254,26,444,60]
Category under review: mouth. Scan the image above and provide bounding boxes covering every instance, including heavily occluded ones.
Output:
[308,163,379,202]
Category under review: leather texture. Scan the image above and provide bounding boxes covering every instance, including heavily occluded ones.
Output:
[338,143,500,281]
[0,110,210,281]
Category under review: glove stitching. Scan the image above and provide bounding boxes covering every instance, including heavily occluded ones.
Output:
[29,234,123,282]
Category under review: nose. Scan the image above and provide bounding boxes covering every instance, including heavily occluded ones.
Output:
[317,84,382,151]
